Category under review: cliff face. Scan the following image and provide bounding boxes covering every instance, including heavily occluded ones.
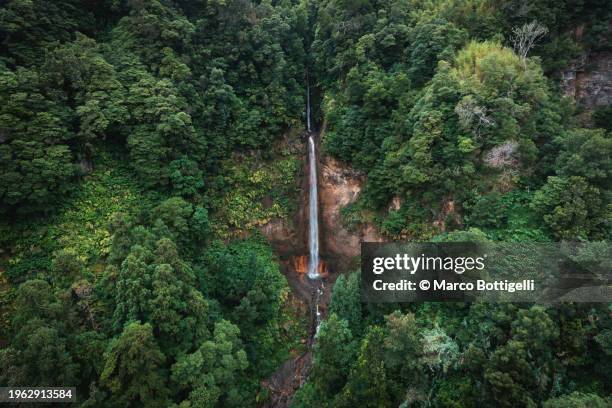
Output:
[318,154,383,272]
[253,134,307,259]
[562,51,612,109]
[259,134,383,276]
[260,217,302,257]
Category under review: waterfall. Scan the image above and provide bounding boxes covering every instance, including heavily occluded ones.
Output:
[314,283,324,338]
[306,83,312,133]
[306,77,323,347]
[306,79,320,279]
[307,135,320,279]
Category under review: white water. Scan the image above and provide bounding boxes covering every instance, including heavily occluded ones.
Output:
[314,300,322,337]
[307,135,320,279]
[306,80,320,279]
[306,83,312,133]
[313,283,324,338]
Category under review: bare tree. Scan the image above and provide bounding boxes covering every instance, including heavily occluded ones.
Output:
[455,96,495,138]
[484,141,519,168]
[511,20,548,65]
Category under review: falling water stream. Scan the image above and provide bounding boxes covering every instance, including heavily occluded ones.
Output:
[261,73,324,408]
[306,82,320,280]
[306,83,312,133]
[307,135,320,280]
[306,76,324,345]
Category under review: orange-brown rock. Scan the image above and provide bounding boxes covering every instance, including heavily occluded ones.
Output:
[293,255,308,274]
[260,132,386,275]
[291,255,329,278]
[433,199,461,232]
[317,260,329,278]
[318,154,383,270]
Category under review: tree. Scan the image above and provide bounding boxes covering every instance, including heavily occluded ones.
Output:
[382,311,427,402]
[171,320,248,407]
[51,249,85,284]
[483,306,558,406]
[531,176,608,240]
[310,314,355,396]
[44,33,128,142]
[337,326,394,407]
[201,239,287,337]
[168,157,204,197]
[0,280,79,387]
[0,322,79,387]
[466,192,508,228]
[329,272,363,335]
[101,322,169,407]
[0,0,98,65]
[408,18,467,86]
[484,340,539,407]
[111,238,209,355]
[125,75,202,189]
[543,392,610,408]
[0,67,76,212]
[421,327,460,374]
[511,20,548,63]
[151,197,193,242]
[554,129,611,188]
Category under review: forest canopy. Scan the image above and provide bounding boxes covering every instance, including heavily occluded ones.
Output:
[0,0,610,407]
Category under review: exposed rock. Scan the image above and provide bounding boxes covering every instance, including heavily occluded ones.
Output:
[259,217,299,256]
[293,254,308,274]
[319,154,384,272]
[258,133,308,260]
[257,135,313,302]
[260,132,381,279]
[316,259,329,276]
[389,196,402,211]
[261,351,312,408]
[562,51,612,109]
[433,199,459,232]
[291,255,329,277]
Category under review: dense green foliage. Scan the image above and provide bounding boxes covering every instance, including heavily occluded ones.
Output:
[1,0,309,406]
[0,0,610,407]
[295,0,611,407]
[316,0,610,241]
[1,191,304,406]
[294,272,612,407]
[1,0,310,213]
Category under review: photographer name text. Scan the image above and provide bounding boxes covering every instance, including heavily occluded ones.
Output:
[372,279,535,293]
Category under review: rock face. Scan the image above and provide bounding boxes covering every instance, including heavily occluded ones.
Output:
[260,217,301,257]
[258,133,308,260]
[318,154,383,272]
[259,133,383,276]
[562,51,612,109]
